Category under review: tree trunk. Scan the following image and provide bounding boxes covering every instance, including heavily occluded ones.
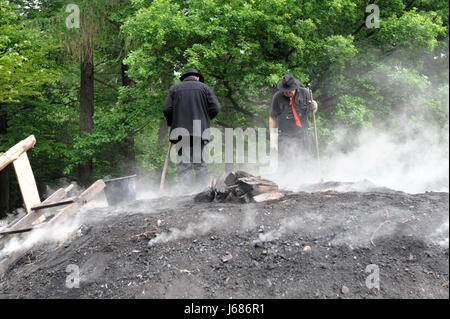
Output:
[121,62,136,175]
[121,134,136,175]
[0,106,9,219]
[121,62,133,87]
[158,70,173,147]
[158,120,168,147]
[78,55,94,187]
[0,166,10,219]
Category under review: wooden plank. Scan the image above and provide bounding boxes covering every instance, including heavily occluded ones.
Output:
[234,171,254,179]
[48,179,105,225]
[0,227,35,236]
[253,191,284,202]
[3,188,66,230]
[31,198,75,211]
[0,186,71,250]
[251,184,279,196]
[237,177,277,186]
[235,177,278,197]
[224,172,237,186]
[31,185,73,226]
[0,135,36,171]
[12,152,41,214]
[32,214,46,225]
[0,182,103,275]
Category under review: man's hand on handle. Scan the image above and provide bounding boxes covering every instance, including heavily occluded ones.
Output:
[269,127,278,152]
[269,117,278,152]
[311,100,318,114]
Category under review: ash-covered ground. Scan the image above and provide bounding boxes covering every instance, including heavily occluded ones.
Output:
[0,180,448,299]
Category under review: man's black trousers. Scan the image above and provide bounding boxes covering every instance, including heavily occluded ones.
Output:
[175,136,209,188]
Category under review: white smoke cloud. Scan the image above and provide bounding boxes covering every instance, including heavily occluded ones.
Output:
[252,214,327,245]
[148,213,230,246]
[430,218,449,248]
[266,117,448,194]
[252,216,305,244]
[250,205,448,249]
[0,214,82,260]
[321,125,449,194]
[240,208,258,232]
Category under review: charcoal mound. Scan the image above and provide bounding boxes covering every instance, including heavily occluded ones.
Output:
[0,186,448,299]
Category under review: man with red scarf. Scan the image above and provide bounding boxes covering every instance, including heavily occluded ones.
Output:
[269,74,318,168]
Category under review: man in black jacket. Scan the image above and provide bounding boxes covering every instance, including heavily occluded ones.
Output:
[163,68,221,188]
[269,74,318,171]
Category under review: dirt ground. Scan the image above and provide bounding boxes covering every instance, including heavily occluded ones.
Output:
[0,181,448,299]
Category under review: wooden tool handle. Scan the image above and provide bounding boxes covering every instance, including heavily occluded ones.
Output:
[160,142,173,194]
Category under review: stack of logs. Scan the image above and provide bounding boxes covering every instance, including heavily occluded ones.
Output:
[194,171,284,203]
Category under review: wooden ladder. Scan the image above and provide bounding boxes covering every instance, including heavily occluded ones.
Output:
[0,135,105,237]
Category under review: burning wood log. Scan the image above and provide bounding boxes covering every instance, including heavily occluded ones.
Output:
[193,187,215,203]
[236,177,278,196]
[253,191,284,203]
[194,171,283,203]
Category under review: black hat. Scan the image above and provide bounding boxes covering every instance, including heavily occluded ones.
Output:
[180,68,204,83]
[276,74,300,92]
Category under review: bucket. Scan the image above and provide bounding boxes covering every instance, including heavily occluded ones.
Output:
[104,175,137,206]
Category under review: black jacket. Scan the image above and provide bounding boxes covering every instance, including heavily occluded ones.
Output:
[163,78,221,142]
[270,87,311,136]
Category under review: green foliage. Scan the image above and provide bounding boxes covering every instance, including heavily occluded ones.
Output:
[332,95,373,130]
[121,0,447,157]
[374,10,444,51]
[0,0,59,103]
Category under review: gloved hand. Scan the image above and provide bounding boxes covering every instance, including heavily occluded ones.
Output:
[269,128,278,152]
[309,100,318,114]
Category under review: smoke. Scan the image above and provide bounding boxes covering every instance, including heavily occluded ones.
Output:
[252,216,305,245]
[268,119,448,194]
[252,213,327,245]
[0,214,83,259]
[0,208,27,228]
[240,208,258,232]
[136,170,206,202]
[0,180,111,265]
[266,56,449,194]
[321,125,449,193]
[135,173,161,200]
[250,47,449,250]
[148,213,230,246]
[430,218,449,248]
[250,206,448,249]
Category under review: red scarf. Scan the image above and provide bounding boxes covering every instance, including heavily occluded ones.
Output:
[289,96,302,127]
